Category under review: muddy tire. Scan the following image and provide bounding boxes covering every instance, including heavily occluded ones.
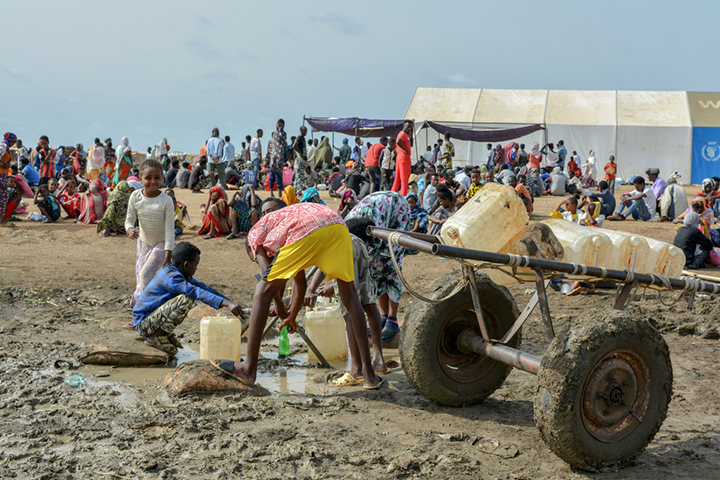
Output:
[399,271,519,406]
[534,310,672,471]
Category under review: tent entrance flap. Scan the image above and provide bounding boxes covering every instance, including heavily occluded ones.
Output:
[421,121,545,143]
[305,117,405,138]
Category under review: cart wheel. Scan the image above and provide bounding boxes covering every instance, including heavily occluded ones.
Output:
[399,272,519,406]
[534,310,672,471]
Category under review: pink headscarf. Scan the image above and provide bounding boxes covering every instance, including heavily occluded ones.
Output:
[530,142,541,158]
[502,142,517,164]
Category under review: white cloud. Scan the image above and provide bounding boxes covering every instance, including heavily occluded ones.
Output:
[448,73,476,85]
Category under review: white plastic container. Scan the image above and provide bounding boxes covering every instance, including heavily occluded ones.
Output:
[441,183,528,252]
[542,219,612,270]
[304,298,348,362]
[601,230,651,273]
[200,315,243,362]
[645,237,685,279]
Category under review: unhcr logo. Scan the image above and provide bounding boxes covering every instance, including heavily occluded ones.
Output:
[702,141,720,162]
[698,100,720,109]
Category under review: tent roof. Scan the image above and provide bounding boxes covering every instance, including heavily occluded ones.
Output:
[473,89,547,124]
[545,90,616,126]
[405,88,480,123]
[405,88,713,128]
[617,91,691,127]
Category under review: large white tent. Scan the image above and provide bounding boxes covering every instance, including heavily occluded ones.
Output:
[405,88,720,182]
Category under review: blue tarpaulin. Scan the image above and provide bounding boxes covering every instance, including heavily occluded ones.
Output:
[691,127,720,184]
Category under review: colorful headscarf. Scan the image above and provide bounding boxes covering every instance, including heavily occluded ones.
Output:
[282,185,299,205]
[3,132,17,144]
[115,137,130,160]
[339,189,357,212]
[300,187,325,205]
[529,142,540,158]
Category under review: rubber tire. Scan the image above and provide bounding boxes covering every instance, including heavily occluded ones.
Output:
[399,271,520,407]
[534,309,672,471]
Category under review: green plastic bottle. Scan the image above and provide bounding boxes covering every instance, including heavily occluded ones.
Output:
[279,326,290,356]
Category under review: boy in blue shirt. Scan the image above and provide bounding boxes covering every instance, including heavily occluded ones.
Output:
[132,241,243,356]
[20,158,40,187]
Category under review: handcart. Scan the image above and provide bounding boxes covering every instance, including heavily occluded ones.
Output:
[369,226,720,471]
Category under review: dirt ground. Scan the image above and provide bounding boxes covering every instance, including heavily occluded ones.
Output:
[1,183,719,479]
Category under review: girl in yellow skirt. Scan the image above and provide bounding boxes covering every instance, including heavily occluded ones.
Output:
[211,200,383,390]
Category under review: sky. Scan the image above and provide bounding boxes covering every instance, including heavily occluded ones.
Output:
[3,0,720,154]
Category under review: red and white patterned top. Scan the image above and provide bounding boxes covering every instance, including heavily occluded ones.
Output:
[248,203,345,258]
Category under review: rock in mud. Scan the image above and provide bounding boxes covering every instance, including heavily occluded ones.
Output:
[158,360,270,396]
[78,339,168,366]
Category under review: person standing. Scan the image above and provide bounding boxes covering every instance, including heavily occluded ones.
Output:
[293,126,309,195]
[335,138,352,166]
[556,140,567,171]
[307,138,318,166]
[438,132,455,172]
[604,155,617,193]
[528,142,542,170]
[155,138,169,166]
[516,143,529,169]
[380,138,397,191]
[222,135,235,168]
[392,121,413,196]
[267,120,288,197]
[37,135,56,185]
[365,137,387,194]
[206,128,226,188]
[433,139,443,164]
[146,147,153,160]
[485,143,494,169]
[249,129,263,177]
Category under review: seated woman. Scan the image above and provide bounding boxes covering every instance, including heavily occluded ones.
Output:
[227,184,260,239]
[281,185,299,206]
[96,180,134,236]
[300,186,325,204]
[674,198,711,237]
[338,189,358,219]
[199,186,231,239]
[78,179,108,224]
[673,211,713,269]
[4,177,24,222]
[165,188,191,236]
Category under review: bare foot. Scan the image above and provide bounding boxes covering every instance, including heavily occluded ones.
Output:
[363,372,383,389]
[373,356,388,374]
[211,359,256,385]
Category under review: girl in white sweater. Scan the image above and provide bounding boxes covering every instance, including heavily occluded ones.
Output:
[125,159,175,306]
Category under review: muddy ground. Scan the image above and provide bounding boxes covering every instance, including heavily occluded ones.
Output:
[1,185,719,479]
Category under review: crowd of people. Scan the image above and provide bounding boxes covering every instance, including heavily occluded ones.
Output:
[3,123,720,388]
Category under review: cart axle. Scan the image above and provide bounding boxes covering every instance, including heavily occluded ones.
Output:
[458,330,541,375]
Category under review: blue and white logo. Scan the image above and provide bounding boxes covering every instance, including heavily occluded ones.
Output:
[702,141,720,162]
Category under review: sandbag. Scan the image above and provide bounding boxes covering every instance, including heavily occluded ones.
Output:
[78,339,169,366]
[158,360,270,396]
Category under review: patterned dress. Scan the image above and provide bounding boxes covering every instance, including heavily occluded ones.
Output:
[345,191,410,303]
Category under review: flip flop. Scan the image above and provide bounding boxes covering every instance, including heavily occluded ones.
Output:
[364,375,385,390]
[167,333,183,349]
[328,372,364,387]
[226,233,239,240]
[0,222,16,228]
[203,234,215,239]
[144,335,178,356]
[566,286,585,296]
[210,359,252,386]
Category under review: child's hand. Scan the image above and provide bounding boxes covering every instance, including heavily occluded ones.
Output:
[303,291,317,308]
[127,228,139,239]
[222,300,244,318]
[279,316,298,334]
[318,284,335,297]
